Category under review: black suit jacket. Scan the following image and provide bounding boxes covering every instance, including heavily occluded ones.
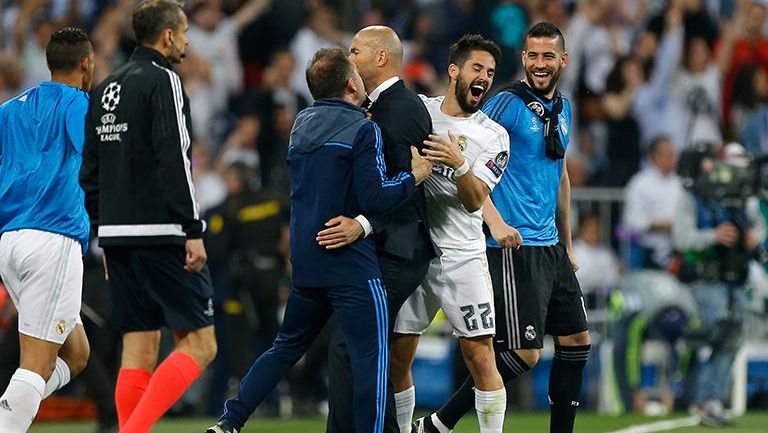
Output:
[368,80,438,260]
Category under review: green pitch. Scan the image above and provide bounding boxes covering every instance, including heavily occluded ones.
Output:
[27,412,768,433]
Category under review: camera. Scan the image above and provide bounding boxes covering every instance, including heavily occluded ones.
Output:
[677,144,757,285]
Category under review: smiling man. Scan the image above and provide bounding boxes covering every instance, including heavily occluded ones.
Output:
[388,34,510,433]
[413,22,591,433]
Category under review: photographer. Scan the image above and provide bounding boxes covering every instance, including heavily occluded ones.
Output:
[673,143,766,426]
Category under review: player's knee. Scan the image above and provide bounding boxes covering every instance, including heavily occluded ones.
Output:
[179,329,217,368]
[558,330,591,347]
[462,343,497,376]
[514,348,541,368]
[67,340,90,377]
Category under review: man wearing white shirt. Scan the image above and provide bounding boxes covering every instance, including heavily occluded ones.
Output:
[623,136,683,268]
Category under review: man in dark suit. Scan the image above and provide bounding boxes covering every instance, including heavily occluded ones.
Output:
[316,26,437,433]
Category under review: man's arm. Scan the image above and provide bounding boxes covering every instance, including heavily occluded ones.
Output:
[79,95,100,226]
[483,196,523,249]
[556,158,577,271]
[150,71,207,272]
[422,131,489,212]
[672,191,739,251]
[316,123,431,249]
[150,71,205,238]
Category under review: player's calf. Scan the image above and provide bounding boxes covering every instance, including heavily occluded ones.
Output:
[458,336,505,433]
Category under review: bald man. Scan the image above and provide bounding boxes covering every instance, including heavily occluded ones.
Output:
[316,26,438,433]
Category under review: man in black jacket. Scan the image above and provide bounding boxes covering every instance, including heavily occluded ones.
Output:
[317,26,437,433]
[79,2,217,432]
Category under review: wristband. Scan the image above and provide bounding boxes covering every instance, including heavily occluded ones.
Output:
[453,160,470,178]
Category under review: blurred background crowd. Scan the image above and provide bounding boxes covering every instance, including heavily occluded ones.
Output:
[2,0,768,431]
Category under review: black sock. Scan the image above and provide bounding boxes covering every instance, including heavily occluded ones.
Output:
[436,350,531,429]
[549,344,590,433]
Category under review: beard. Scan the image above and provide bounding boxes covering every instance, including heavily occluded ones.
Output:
[524,64,562,96]
[454,74,485,114]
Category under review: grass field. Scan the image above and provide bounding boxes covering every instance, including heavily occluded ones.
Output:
[26,412,768,433]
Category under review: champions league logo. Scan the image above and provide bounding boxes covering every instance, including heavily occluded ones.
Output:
[101,82,121,112]
[527,101,545,117]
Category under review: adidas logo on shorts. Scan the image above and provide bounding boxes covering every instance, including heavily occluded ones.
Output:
[0,399,12,411]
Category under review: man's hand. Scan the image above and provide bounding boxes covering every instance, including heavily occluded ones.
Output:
[422,131,465,169]
[745,228,759,251]
[567,249,580,272]
[714,222,739,247]
[489,223,523,249]
[317,216,364,249]
[185,238,208,273]
[410,146,433,185]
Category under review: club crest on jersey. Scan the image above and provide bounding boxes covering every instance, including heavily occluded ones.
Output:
[55,320,67,335]
[525,325,536,341]
[457,135,468,151]
[527,101,545,117]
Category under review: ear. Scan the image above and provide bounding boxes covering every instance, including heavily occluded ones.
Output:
[521,50,526,67]
[347,77,357,94]
[560,51,569,69]
[376,49,387,67]
[448,63,459,81]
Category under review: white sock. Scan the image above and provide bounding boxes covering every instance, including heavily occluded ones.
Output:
[0,369,46,433]
[431,412,452,433]
[394,386,415,433]
[43,358,71,399]
[475,387,506,433]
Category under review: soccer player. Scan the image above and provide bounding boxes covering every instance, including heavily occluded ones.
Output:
[0,27,94,433]
[387,34,509,433]
[413,22,591,433]
[79,2,217,432]
[205,48,432,433]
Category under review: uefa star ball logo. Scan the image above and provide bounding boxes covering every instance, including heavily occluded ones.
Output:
[101,82,121,112]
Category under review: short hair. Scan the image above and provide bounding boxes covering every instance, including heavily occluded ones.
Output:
[448,34,501,69]
[524,21,565,52]
[46,27,91,72]
[305,48,355,100]
[132,0,185,46]
[648,136,671,156]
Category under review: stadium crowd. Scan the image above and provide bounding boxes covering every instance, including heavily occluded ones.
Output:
[1,0,768,431]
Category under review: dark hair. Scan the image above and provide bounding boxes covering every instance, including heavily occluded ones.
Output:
[648,136,671,156]
[448,34,501,69]
[132,0,184,46]
[524,21,565,51]
[305,48,355,99]
[46,27,91,72]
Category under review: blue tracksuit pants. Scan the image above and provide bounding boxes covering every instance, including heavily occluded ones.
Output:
[219,278,389,433]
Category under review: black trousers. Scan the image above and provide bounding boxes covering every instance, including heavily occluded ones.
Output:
[326,251,431,433]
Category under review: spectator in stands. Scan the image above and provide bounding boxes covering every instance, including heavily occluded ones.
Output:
[188,0,271,114]
[573,214,620,304]
[603,55,643,186]
[220,113,261,171]
[245,49,308,190]
[633,2,685,150]
[289,0,350,102]
[739,66,768,156]
[176,51,217,144]
[718,0,768,135]
[623,136,683,269]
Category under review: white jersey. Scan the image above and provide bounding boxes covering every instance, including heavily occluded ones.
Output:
[420,95,510,253]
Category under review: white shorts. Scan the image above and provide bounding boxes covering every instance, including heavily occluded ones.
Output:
[0,229,83,344]
[394,249,495,338]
